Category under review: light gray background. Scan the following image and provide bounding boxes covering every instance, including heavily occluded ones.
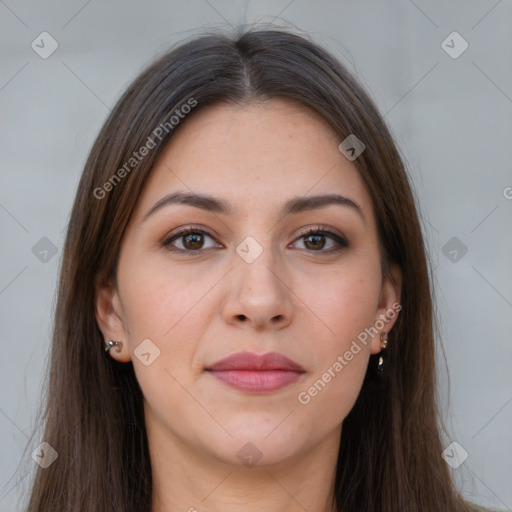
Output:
[1,1,511,511]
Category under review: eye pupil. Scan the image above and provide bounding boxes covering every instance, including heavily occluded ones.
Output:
[184,233,203,250]
[305,234,325,250]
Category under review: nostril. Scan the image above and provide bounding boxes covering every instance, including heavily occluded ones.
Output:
[236,314,247,321]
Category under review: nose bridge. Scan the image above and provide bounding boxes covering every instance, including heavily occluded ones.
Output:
[235,233,284,295]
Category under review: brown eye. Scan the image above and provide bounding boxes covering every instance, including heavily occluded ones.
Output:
[304,233,326,250]
[293,228,349,253]
[182,232,204,250]
[163,228,220,253]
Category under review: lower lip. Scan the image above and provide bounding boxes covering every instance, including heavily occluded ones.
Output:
[207,370,304,393]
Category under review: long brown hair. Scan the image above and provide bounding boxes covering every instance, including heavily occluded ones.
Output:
[24,27,474,512]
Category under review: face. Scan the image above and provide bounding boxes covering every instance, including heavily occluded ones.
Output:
[96,98,401,469]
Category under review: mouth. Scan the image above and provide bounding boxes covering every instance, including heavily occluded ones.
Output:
[205,351,306,393]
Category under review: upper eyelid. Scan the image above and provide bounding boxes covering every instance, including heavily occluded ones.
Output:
[165,226,219,242]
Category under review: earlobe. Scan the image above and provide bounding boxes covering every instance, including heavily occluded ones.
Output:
[94,276,131,363]
[370,264,402,355]
[104,340,123,354]
[104,339,130,363]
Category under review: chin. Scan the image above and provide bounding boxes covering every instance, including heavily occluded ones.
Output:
[205,429,306,469]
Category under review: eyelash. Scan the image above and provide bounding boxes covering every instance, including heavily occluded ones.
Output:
[162,225,349,255]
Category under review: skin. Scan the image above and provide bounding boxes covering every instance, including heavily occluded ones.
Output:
[95,98,401,512]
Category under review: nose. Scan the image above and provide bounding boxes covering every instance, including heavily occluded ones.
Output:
[221,244,295,332]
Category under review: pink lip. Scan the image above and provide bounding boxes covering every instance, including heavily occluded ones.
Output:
[206,351,305,393]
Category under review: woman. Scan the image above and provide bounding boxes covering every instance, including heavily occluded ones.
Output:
[24,28,504,512]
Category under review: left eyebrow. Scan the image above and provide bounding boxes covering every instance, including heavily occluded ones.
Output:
[281,193,366,224]
[142,191,366,224]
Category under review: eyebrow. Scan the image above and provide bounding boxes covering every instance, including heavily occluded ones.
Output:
[142,191,366,224]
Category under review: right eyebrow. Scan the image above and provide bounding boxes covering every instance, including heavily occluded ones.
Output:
[143,192,232,221]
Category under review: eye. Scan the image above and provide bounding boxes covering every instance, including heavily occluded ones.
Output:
[292,227,349,253]
[162,225,349,255]
[162,227,221,253]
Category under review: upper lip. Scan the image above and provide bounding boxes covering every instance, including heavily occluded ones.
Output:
[206,351,305,372]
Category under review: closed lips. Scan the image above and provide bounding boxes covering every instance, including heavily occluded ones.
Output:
[206,351,305,372]
[206,351,306,393]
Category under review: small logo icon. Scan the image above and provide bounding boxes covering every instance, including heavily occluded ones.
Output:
[31,32,59,59]
[338,134,365,161]
[236,236,263,264]
[32,237,58,263]
[442,441,468,469]
[442,236,468,263]
[134,338,161,366]
[31,441,58,469]
[503,186,512,200]
[441,32,468,59]
[236,442,263,467]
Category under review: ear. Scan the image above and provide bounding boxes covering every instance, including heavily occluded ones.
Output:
[94,274,131,362]
[370,264,402,355]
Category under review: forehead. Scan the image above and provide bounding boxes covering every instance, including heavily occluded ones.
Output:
[132,98,375,222]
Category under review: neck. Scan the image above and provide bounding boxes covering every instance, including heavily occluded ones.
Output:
[148,421,340,512]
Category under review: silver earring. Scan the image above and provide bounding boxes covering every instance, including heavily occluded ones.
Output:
[377,331,388,373]
[104,340,122,353]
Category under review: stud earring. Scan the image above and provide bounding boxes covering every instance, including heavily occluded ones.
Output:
[104,340,122,353]
[377,331,388,373]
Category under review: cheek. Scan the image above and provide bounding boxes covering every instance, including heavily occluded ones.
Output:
[116,262,216,401]
[120,256,216,338]
[293,270,378,415]
[120,264,215,418]
[312,270,380,342]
